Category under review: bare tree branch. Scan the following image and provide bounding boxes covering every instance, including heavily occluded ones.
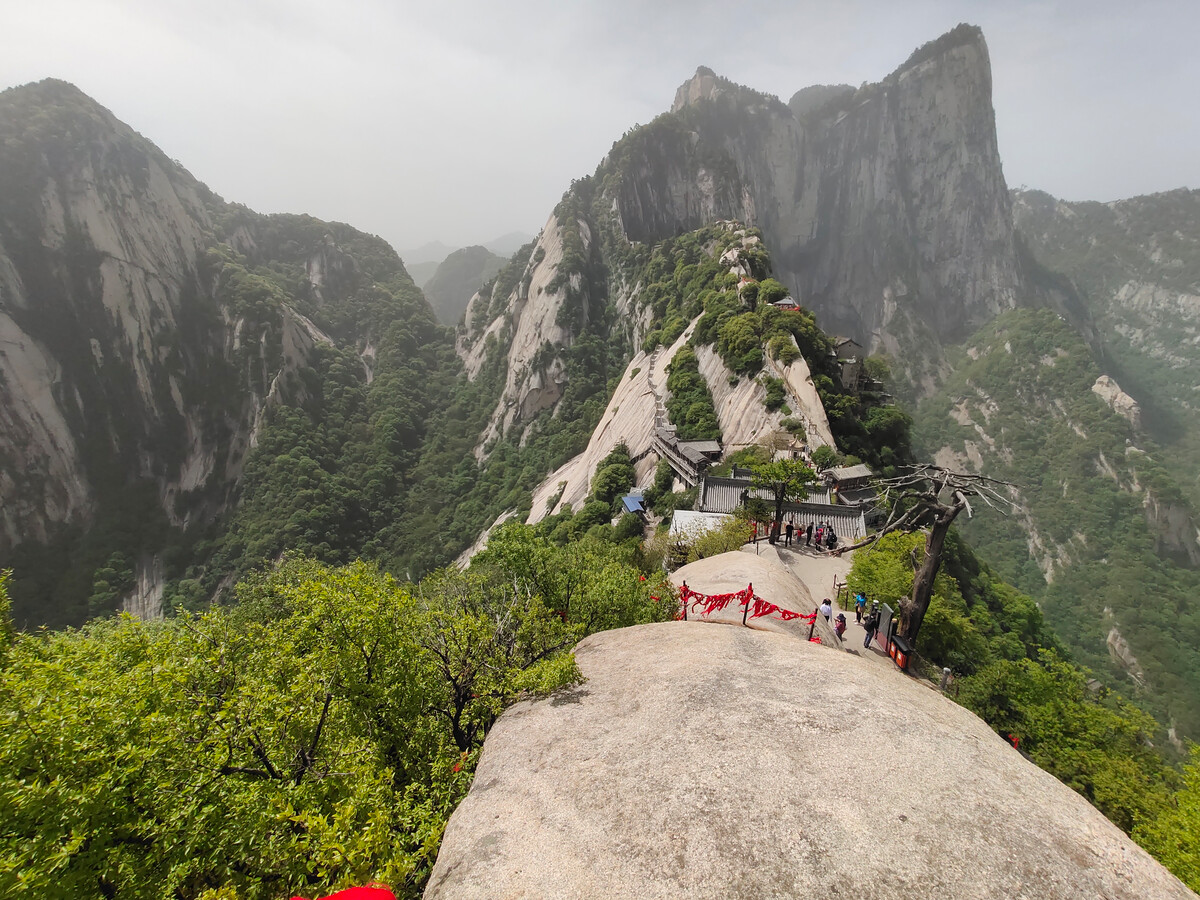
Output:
[834,465,1017,646]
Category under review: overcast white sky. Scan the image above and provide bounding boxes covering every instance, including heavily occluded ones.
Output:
[2,0,1197,257]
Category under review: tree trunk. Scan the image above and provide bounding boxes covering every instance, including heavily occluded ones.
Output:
[901,503,963,645]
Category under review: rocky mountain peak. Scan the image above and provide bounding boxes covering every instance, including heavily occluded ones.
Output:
[889,22,986,79]
[670,65,724,112]
[603,23,1021,380]
[428,619,1194,899]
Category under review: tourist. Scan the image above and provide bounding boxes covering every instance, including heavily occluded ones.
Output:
[819,598,832,620]
[835,613,847,638]
[785,519,794,546]
[826,528,837,550]
[854,593,867,623]
[805,523,813,546]
[863,607,881,649]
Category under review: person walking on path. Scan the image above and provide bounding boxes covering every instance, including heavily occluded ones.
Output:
[785,519,794,546]
[805,523,813,547]
[819,598,832,620]
[854,593,867,623]
[862,606,881,649]
[835,613,847,639]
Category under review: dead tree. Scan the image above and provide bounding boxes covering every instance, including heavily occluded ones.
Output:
[839,465,1014,647]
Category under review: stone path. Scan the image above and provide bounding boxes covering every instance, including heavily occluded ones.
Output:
[647,346,667,429]
[755,539,899,673]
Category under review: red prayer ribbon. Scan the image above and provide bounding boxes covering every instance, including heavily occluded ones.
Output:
[680,584,816,625]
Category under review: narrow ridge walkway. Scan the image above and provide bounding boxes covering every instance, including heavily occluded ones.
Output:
[765,541,898,672]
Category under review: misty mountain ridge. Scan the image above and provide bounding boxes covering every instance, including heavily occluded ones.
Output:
[422,245,507,325]
[3,24,1200,896]
[400,230,534,267]
[403,232,534,289]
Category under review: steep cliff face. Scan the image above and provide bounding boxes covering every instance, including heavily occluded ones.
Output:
[0,79,231,545]
[458,214,578,454]
[0,80,448,625]
[0,83,367,549]
[608,26,1026,364]
[462,25,1043,462]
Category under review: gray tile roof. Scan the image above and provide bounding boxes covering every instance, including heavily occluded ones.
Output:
[695,475,865,539]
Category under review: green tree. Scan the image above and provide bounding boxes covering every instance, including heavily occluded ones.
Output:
[757,278,789,305]
[1134,745,1200,892]
[590,443,635,509]
[957,652,1174,835]
[748,459,818,543]
[471,522,676,632]
[811,445,839,471]
[0,556,585,899]
[845,465,1012,648]
[87,552,135,618]
[0,571,13,665]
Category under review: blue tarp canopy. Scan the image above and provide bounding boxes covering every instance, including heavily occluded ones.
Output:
[621,494,645,514]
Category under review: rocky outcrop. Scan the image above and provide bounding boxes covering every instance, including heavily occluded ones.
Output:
[670,65,725,113]
[121,554,165,621]
[458,214,576,452]
[526,348,661,524]
[669,550,817,638]
[1142,489,1200,567]
[1106,624,1148,686]
[1092,374,1142,430]
[427,623,1193,899]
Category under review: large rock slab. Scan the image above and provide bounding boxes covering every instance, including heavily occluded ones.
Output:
[671,548,816,639]
[426,623,1194,899]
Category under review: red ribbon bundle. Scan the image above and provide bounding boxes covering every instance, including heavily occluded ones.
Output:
[680,583,815,626]
[680,583,751,617]
[749,597,816,623]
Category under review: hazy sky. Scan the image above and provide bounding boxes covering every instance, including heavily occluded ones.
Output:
[2,0,1197,257]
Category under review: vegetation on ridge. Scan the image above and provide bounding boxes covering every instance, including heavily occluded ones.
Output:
[0,531,675,898]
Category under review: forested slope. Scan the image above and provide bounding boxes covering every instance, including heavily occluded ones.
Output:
[1013,188,1200,510]
[914,308,1200,740]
